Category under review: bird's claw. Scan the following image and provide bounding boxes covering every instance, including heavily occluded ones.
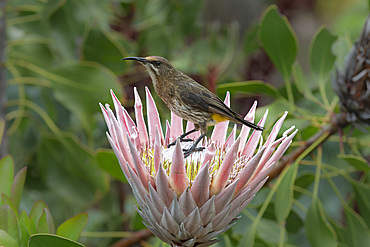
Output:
[183,146,205,158]
[167,138,193,148]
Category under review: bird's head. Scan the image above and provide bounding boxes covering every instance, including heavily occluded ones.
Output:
[122,56,176,81]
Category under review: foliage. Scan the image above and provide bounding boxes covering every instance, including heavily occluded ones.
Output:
[0,155,87,247]
[3,0,370,247]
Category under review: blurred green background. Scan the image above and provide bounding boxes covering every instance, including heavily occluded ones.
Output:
[1,0,369,246]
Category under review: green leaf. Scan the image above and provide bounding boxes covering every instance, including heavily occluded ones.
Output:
[259,5,298,79]
[83,29,129,75]
[332,36,352,69]
[256,218,285,244]
[338,154,370,172]
[237,224,255,247]
[353,182,370,228]
[331,221,351,246]
[294,173,315,198]
[217,80,280,98]
[309,26,337,84]
[0,229,18,247]
[244,24,260,55]
[43,0,66,19]
[286,208,304,234]
[0,155,14,201]
[29,234,85,247]
[96,149,127,182]
[37,209,55,234]
[1,194,18,218]
[0,205,19,242]
[56,213,88,241]
[306,199,337,247]
[48,0,87,60]
[18,211,31,247]
[37,135,108,207]
[10,167,27,210]
[275,163,298,223]
[9,43,54,70]
[50,61,121,132]
[30,200,48,234]
[259,98,295,121]
[292,63,313,98]
[345,207,370,247]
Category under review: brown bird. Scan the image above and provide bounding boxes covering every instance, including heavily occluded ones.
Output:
[122,56,263,157]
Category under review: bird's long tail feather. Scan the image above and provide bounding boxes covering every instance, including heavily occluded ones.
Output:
[234,115,264,131]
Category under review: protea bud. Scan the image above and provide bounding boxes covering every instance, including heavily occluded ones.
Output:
[333,16,370,127]
[100,88,296,246]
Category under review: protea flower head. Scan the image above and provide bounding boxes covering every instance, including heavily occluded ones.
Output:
[100,87,297,247]
[333,16,370,127]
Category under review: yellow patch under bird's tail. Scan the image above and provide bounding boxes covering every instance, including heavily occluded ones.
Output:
[211,113,230,123]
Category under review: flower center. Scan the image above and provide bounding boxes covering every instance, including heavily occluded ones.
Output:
[139,142,242,185]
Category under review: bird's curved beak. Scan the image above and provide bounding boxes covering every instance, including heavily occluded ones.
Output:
[121,57,148,63]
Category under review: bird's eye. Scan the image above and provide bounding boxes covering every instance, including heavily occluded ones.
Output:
[154,61,161,66]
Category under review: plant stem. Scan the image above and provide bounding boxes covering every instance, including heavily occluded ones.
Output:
[109,229,153,247]
[285,77,295,106]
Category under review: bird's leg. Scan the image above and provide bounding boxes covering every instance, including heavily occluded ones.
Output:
[167,128,198,148]
[183,134,206,158]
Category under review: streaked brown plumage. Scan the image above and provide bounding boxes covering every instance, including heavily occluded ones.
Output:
[122,56,263,157]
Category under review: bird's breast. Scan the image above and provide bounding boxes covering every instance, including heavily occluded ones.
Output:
[153,79,175,98]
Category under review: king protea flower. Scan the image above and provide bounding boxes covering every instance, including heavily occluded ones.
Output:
[100,88,297,247]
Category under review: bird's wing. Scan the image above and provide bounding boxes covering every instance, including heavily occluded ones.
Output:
[174,75,263,130]
[177,79,240,120]
[177,78,264,130]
